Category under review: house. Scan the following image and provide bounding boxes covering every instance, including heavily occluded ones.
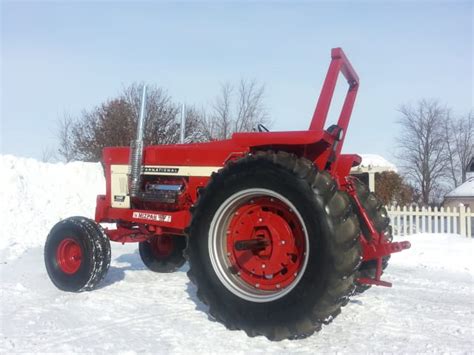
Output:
[444,178,474,208]
[350,154,396,192]
[443,158,474,208]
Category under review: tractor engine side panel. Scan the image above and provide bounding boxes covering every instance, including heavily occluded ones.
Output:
[110,165,131,208]
[109,163,219,209]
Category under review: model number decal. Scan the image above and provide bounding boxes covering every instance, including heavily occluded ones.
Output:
[143,167,179,174]
[132,212,172,223]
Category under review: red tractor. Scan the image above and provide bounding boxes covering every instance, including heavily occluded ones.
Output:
[44,48,410,340]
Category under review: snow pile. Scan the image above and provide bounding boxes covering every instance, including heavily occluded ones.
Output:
[445,177,474,197]
[0,155,104,259]
[357,154,397,171]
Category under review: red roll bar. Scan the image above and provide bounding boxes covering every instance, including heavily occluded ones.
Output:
[309,48,359,158]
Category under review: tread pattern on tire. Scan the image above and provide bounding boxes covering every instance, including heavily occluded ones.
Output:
[185,151,362,340]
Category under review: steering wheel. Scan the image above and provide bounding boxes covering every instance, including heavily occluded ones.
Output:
[257,124,270,132]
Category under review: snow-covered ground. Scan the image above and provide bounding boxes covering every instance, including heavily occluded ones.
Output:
[1,156,473,353]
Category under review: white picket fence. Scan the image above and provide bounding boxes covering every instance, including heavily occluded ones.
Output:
[387,205,474,237]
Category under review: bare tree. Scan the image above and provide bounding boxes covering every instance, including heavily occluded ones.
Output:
[122,83,181,146]
[198,108,219,141]
[182,105,209,143]
[443,110,473,187]
[57,114,75,162]
[57,79,269,162]
[453,111,473,184]
[207,79,270,140]
[235,79,268,133]
[213,82,233,139]
[396,99,449,205]
[63,83,203,162]
[443,110,459,187]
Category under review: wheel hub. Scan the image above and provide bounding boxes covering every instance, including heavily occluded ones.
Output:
[150,236,174,258]
[226,198,305,290]
[56,238,82,274]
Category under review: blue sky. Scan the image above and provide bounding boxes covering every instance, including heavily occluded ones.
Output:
[1,1,472,162]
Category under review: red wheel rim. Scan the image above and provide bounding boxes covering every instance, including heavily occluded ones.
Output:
[56,238,82,274]
[209,188,309,302]
[226,197,306,291]
[150,236,174,258]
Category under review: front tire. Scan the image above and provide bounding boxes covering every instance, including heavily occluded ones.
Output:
[187,151,361,340]
[44,217,111,292]
[139,236,186,273]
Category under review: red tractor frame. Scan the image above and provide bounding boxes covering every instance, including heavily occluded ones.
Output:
[45,48,410,341]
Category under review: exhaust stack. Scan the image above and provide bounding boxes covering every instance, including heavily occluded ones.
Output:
[129,84,147,198]
[180,103,186,144]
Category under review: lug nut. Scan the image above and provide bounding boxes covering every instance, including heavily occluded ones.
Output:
[276,284,281,289]
[258,218,263,222]
[255,283,260,288]
[281,240,286,245]
[261,264,266,269]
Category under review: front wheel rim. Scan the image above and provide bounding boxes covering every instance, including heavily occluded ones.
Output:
[150,236,174,258]
[56,238,82,274]
[209,188,309,303]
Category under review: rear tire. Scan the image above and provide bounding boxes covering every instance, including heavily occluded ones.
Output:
[44,217,111,292]
[139,236,186,273]
[186,151,361,340]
